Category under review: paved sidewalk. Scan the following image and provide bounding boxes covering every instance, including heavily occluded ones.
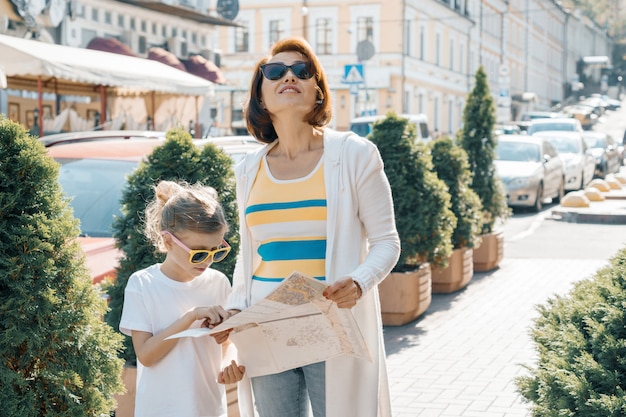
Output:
[383,257,607,417]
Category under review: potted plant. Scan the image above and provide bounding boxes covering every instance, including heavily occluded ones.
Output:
[458,66,511,271]
[429,136,484,293]
[0,118,125,416]
[104,128,240,416]
[368,112,456,326]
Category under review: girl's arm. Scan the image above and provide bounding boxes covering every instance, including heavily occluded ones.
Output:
[132,306,228,367]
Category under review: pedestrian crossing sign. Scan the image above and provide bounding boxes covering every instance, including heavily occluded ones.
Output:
[343,64,364,84]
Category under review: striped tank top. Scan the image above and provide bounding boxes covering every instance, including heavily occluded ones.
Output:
[245,155,327,304]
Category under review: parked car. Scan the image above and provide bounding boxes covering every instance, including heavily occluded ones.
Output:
[46,133,263,284]
[519,111,570,121]
[526,117,583,135]
[581,131,622,178]
[560,104,598,130]
[349,113,432,142]
[494,134,565,212]
[532,131,595,191]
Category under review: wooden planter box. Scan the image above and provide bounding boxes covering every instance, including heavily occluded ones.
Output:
[378,263,432,326]
[431,247,474,293]
[473,230,504,272]
[113,366,240,417]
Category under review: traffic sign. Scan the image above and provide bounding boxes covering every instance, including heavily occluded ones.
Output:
[343,64,364,84]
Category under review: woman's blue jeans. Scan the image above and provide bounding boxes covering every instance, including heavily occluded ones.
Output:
[251,361,325,417]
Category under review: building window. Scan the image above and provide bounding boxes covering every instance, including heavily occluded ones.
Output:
[435,33,440,66]
[152,22,157,35]
[269,20,284,47]
[419,26,424,60]
[130,18,135,30]
[316,18,332,55]
[403,19,411,56]
[104,11,112,25]
[449,39,454,70]
[161,25,167,37]
[235,24,249,52]
[357,16,373,42]
[117,14,124,28]
[91,7,99,22]
[141,20,147,33]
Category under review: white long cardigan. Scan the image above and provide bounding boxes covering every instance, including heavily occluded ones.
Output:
[228,128,401,417]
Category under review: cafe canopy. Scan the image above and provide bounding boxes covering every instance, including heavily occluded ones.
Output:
[0,33,214,96]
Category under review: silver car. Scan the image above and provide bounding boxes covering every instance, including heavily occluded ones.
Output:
[532,131,595,191]
[495,134,565,212]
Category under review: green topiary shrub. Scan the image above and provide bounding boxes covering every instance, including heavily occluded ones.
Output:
[458,66,510,234]
[516,248,626,416]
[0,117,125,416]
[429,137,484,249]
[105,128,239,365]
[369,112,456,270]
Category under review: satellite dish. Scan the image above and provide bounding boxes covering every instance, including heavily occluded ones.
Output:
[356,40,375,61]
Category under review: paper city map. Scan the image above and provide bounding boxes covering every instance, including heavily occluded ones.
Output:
[167,271,371,377]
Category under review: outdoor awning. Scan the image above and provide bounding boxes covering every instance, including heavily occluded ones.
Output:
[0,34,214,96]
[86,37,138,57]
[183,54,226,84]
[148,47,186,72]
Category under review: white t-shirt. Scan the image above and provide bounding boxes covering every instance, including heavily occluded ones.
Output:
[120,264,231,417]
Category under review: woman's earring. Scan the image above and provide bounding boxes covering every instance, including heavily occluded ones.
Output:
[316,98,323,104]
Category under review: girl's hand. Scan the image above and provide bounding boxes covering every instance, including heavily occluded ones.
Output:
[194,306,229,328]
[323,277,362,308]
[217,360,246,384]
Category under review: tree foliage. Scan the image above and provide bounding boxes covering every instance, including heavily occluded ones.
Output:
[105,128,239,364]
[0,117,124,416]
[517,247,626,416]
[458,66,510,233]
[429,137,484,249]
[369,112,455,270]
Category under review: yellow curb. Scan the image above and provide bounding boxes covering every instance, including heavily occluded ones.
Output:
[605,174,623,190]
[561,191,590,207]
[584,188,606,201]
[614,173,626,184]
[588,179,611,192]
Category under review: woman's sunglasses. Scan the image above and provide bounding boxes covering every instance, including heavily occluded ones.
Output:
[260,62,314,81]
[162,231,231,264]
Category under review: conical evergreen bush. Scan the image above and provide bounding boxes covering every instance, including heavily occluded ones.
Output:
[105,128,239,364]
[369,112,455,270]
[458,66,510,233]
[0,118,124,416]
[517,247,626,416]
[430,137,483,249]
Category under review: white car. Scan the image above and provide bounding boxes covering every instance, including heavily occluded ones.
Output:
[495,134,565,212]
[526,117,583,135]
[532,131,595,191]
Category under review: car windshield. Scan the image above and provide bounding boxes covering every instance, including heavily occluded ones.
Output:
[583,136,606,149]
[497,141,541,162]
[528,123,576,134]
[56,158,138,237]
[350,122,372,137]
[545,137,580,153]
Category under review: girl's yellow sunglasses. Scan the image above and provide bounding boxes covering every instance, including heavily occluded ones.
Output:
[161,230,231,264]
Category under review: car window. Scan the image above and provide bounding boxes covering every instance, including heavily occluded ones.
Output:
[546,137,580,153]
[496,141,540,162]
[57,158,138,237]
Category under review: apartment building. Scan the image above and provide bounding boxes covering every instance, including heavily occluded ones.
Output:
[216,0,613,133]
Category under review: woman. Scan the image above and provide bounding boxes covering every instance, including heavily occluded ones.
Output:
[227,36,400,417]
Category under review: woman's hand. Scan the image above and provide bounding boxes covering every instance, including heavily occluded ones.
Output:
[218,360,246,384]
[211,328,233,344]
[323,277,362,309]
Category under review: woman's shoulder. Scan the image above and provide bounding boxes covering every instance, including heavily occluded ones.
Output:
[324,127,378,154]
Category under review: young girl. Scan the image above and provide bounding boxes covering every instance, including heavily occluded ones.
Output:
[120,180,244,417]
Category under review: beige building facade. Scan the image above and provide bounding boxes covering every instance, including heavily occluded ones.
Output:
[216,0,613,134]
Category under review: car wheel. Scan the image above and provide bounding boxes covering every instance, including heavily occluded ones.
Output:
[533,183,543,212]
[554,178,565,204]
